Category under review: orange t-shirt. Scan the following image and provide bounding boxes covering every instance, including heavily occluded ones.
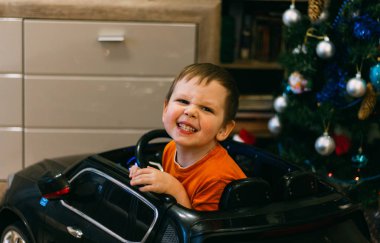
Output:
[162,140,247,211]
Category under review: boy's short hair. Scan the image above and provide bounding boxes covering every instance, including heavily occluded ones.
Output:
[165,63,239,124]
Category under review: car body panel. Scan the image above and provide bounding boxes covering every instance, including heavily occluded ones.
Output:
[0,135,371,243]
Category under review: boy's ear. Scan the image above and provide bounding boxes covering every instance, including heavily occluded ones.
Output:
[162,100,168,122]
[216,120,235,141]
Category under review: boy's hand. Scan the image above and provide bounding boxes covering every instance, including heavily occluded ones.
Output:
[130,166,173,194]
[129,166,192,209]
[129,164,140,179]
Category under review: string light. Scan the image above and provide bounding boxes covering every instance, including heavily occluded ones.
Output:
[327,174,380,185]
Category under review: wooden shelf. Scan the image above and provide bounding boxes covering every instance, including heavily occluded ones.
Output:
[223,0,307,2]
[221,0,304,141]
[234,118,273,138]
[220,60,283,70]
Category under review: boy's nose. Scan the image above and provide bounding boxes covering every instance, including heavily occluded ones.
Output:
[184,106,197,118]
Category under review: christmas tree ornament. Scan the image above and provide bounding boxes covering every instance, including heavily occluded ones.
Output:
[353,14,379,40]
[346,72,366,98]
[292,44,307,54]
[358,83,377,120]
[332,0,354,28]
[282,2,301,27]
[316,64,349,107]
[288,71,311,94]
[268,115,281,135]
[352,147,368,168]
[315,132,336,156]
[273,95,288,113]
[308,0,324,22]
[316,36,335,59]
[369,61,380,91]
[333,133,351,156]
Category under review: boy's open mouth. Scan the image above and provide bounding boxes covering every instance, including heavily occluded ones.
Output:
[177,122,198,133]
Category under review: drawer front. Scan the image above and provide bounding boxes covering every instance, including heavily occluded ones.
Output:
[0,129,22,179]
[25,76,170,128]
[25,129,145,166]
[0,76,22,126]
[24,20,196,76]
[0,19,22,73]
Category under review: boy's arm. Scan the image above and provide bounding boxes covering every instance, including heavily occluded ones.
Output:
[129,166,192,209]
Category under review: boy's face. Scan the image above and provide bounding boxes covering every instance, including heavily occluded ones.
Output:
[162,77,235,151]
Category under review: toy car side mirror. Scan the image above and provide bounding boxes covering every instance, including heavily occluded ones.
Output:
[38,171,70,200]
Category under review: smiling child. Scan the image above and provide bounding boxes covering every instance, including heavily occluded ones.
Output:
[130,63,246,211]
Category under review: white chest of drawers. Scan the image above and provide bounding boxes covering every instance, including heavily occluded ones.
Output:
[0,19,23,179]
[23,19,196,167]
[0,0,220,179]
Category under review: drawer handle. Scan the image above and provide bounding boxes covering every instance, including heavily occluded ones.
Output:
[97,35,125,42]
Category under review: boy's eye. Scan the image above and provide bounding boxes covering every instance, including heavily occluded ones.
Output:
[176,99,189,104]
[202,106,214,113]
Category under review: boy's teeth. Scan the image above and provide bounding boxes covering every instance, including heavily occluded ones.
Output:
[179,123,196,132]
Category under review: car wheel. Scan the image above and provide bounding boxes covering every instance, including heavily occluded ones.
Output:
[1,222,30,243]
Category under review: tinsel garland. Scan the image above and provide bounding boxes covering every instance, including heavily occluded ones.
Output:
[332,0,353,28]
[353,14,380,40]
[316,64,361,109]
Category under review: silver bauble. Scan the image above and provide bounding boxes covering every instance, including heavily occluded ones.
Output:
[315,132,336,156]
[316,37,335,59]
[268,115,281,135]
[282,4,301,26]
[273,95,288,113]
[346,73,366,98]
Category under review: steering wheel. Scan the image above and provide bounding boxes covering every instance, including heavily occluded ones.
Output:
[135,129,171,168]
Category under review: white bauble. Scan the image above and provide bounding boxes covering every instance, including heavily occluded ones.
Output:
[273,95,288,113]
[315,132,336,156]
[282,4,301,26]
[268,115,281,135]
[346,73,366,98]
[316,37,335,59]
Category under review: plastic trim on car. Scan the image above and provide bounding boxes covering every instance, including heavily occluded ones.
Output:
[60,168,159,243]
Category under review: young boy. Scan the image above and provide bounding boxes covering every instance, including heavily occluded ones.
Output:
[130,63,246,211]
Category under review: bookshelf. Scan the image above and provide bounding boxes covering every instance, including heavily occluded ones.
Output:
[220,0,308,140]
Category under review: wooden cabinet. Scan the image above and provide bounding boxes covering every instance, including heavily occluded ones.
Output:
[220,0,307,139]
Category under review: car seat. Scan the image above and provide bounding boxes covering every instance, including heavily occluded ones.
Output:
[219,177,272,210]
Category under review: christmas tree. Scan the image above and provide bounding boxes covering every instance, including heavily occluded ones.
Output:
[270,0,380,206]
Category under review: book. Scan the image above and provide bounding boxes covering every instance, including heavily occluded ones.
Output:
[252,14,283,61]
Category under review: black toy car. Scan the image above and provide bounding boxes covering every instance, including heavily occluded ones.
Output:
[0,129,371,243]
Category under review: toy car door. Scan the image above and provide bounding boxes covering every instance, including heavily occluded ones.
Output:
[42,169,108,242]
